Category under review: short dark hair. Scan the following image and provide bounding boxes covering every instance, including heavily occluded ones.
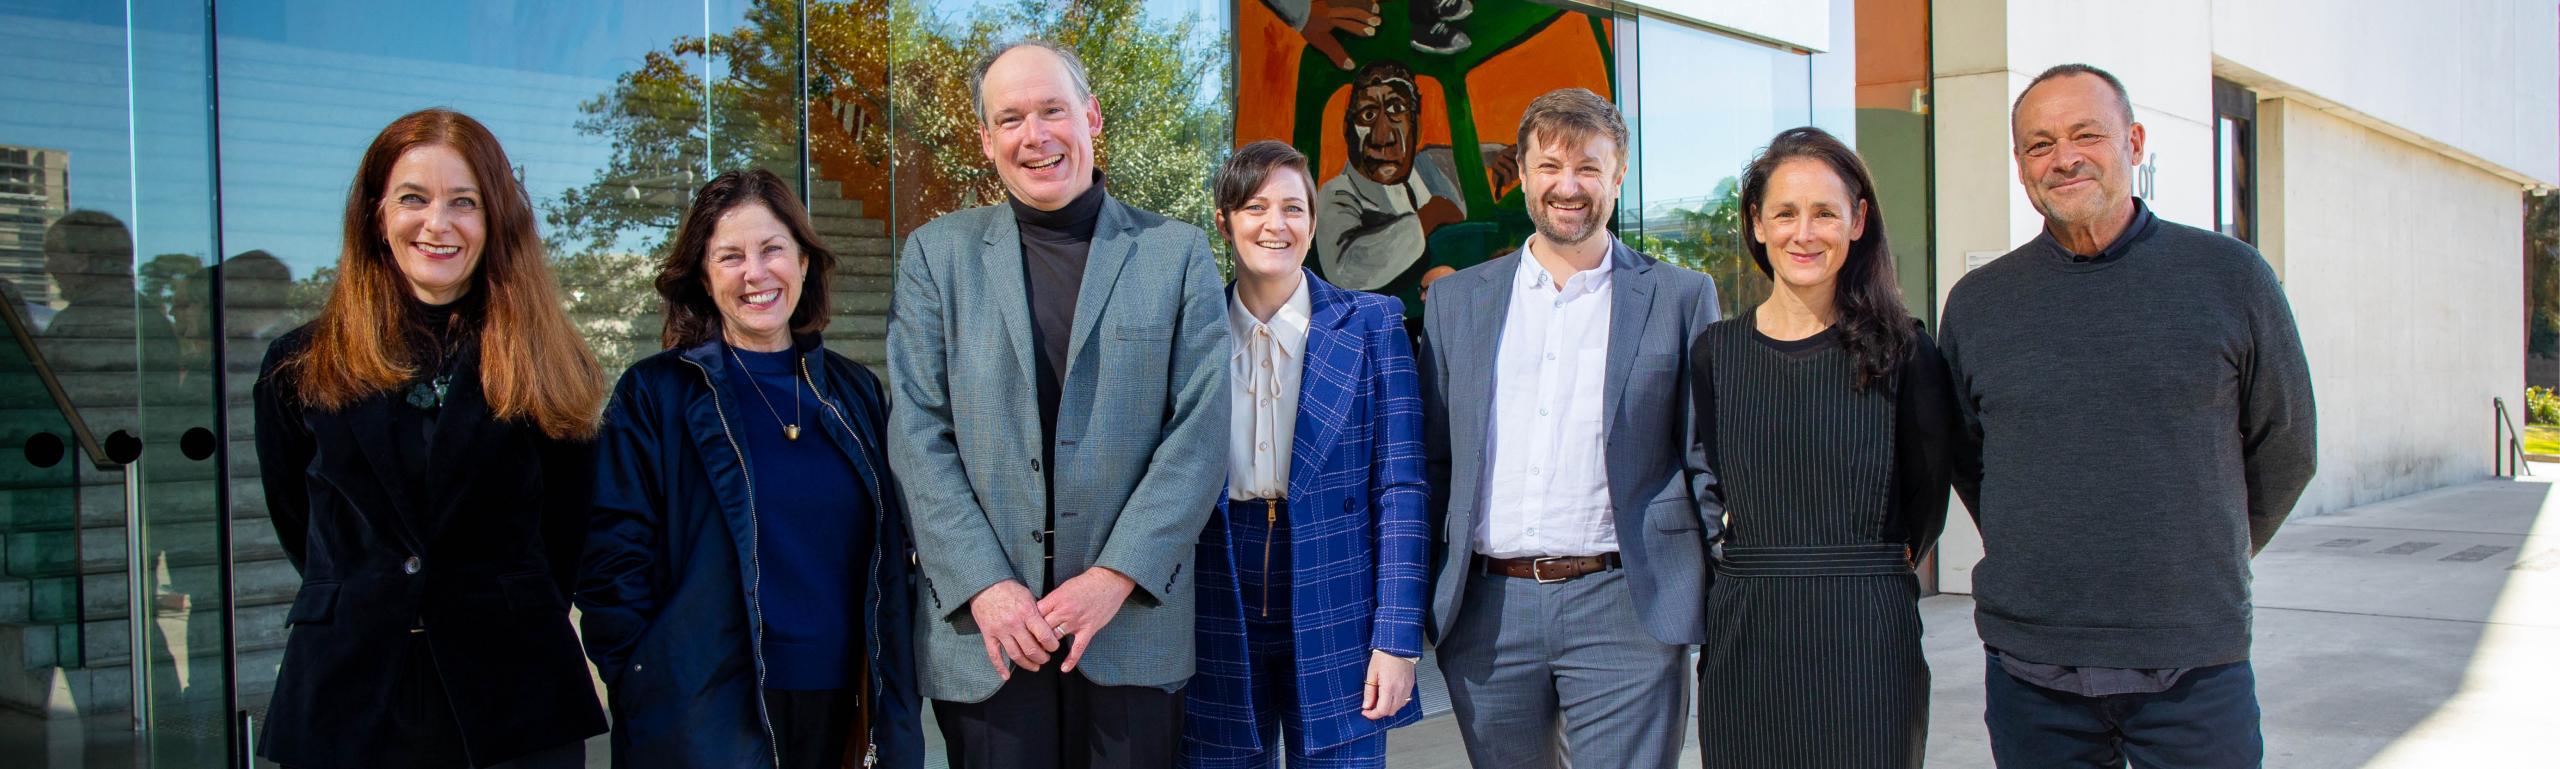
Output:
[655,169,837,349]
[2013,63,2135,129]
[970,39,1094,123]
[1212,140,1317,244]
[1516,87,1629,163]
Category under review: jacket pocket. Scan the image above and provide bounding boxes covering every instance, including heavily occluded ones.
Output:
[285,581,340,626]
[1647,498,1703,533]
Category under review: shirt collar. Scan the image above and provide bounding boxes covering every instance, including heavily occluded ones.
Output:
[2045,196,2156,264]
[1516,237,1614,299]
[1227,273,1314,361]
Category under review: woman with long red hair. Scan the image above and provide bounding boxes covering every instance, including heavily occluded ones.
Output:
[253,107,608,769]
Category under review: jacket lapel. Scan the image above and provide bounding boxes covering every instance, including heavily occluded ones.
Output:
[341,395,430,553]
[980,213,1040,393]
[1060,195,1138,386]
[1601,240,1656,426]
[1457,254,1519,471]
[1286,273,1361,502]
[676,341,768,588]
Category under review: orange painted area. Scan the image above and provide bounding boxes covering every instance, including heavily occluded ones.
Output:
[1235,0,1304,149]
[1464,17,1612,151]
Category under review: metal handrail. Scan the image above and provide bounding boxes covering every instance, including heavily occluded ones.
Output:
[2494,397,2535,477]
[2,301,116,471]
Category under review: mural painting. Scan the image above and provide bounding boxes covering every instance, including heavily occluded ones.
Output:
[1239,0,1617,314]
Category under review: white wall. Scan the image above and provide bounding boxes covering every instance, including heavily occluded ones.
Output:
[2263,100,2527,514]
[2212,0,2560,187]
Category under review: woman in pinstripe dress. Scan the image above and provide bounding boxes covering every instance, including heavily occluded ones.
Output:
[1688,126,1961,768]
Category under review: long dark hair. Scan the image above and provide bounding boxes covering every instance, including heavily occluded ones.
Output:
[655,169,837,349]
[1738,126,1912,393]
[282,108,604,439]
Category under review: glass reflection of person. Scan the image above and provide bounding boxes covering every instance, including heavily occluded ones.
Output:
[1313,60,1469,293]
[577,169,924,769]
[252,108,608,769]
[1180,140,1429,769]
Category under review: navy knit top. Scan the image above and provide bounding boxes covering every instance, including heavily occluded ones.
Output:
[730,345,871,691]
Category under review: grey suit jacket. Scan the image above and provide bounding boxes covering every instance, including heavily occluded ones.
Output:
[885,193,1230,703]
[1419,238,1721,647]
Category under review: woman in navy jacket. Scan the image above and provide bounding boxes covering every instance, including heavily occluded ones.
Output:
[1181,140,1430,768]
[577,169,921,769]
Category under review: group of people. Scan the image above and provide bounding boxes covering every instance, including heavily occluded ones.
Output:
[251,38,2316,769]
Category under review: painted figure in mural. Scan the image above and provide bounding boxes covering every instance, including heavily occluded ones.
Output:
[1418,87,1721,769]
[1314,59,1469,292]
[886,39,1229,769]
[1689,126,1957,768]
[252,108,607,769]
[1939,63,2317,769]
[1180,140,1429,769]
[576,169,924,769]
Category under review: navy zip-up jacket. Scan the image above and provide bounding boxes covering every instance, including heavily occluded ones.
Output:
[577,334,923,768]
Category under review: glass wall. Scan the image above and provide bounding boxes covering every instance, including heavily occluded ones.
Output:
[0,1,1914,766]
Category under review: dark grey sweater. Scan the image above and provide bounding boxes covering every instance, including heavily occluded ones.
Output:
[1939,204,2317,670]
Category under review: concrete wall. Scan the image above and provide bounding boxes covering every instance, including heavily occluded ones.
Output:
[2262,100,2527,514]
[2211,0,2559,188]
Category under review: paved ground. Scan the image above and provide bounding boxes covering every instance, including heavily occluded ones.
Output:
[11,472,2558,767]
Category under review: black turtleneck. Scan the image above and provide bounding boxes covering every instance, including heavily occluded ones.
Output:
[1012,174,1106,462]
[393,288,485,498]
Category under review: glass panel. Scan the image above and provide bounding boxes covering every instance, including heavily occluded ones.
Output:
[1842,0,1933,323]
[1628,17,1813,319]
[0,0,230,765]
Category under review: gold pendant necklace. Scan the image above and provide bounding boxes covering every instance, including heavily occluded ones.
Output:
[726,343,802,440]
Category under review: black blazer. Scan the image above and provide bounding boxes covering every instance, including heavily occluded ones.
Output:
[252,327,607,769]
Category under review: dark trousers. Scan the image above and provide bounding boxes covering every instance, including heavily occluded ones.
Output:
[934,668,1186,769]
[1984,652,2264,769]
[765,687,860,769]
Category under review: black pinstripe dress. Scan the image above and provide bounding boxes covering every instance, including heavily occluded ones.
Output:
[1689,311,1958,769]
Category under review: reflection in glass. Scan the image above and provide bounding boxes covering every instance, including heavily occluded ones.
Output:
[1629,18,1813,318]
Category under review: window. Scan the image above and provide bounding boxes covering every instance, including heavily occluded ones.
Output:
[2214,77,2257,244]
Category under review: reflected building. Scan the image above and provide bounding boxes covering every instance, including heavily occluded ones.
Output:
[0,145,69,321]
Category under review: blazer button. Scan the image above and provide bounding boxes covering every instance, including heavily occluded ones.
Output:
[403,556,422,575]
[1030,458,1042,472]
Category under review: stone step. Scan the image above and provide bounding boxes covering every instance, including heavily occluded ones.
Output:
[0,556,299,639]
[810,216,886,240]
[0,515,283,580]
[0,633,286,717]
[806,195,862,220]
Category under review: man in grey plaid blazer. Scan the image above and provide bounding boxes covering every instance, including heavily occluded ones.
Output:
[885,39,1229,769]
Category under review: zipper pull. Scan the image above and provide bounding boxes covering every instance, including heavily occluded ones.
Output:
[863,743,878,767]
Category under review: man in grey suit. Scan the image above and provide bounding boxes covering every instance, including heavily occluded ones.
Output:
[885,39,1228,769]
[1418,87,1720,769]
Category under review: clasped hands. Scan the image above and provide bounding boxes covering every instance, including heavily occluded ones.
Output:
[967,568,1134,680]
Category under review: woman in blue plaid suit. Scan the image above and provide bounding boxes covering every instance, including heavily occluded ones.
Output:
[1181,140,1431,769]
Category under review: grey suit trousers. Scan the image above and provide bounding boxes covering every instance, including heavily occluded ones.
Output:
[1435,568,1690,769]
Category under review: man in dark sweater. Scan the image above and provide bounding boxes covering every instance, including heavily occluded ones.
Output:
[1939,63,2317,769]
[887,40,1229,769]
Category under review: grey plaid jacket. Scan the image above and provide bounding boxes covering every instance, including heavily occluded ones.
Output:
[886,193,1230,703]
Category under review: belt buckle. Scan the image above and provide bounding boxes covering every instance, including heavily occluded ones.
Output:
[1531,556,1572,584]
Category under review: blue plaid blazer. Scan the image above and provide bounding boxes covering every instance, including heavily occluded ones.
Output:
[1182,272,1430,760]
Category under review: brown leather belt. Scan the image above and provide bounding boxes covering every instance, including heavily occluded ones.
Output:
[1479,553,1622,583]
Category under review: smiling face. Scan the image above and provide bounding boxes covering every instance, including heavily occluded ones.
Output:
[2012,72,2145,231]
[978,46,1102,211]
[379,145,486,304]
[1220,165,1315,283]
[1520,131,1623,249]
[1752,156,1867,295]
[702,202,807,351]
[1350,79,1419,185]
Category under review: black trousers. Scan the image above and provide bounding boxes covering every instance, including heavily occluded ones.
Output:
[933,667,1185,769]
[765,687,862,769]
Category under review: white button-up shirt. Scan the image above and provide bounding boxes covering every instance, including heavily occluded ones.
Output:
[1227,277,1313,500]
[1475,242,1616,558]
